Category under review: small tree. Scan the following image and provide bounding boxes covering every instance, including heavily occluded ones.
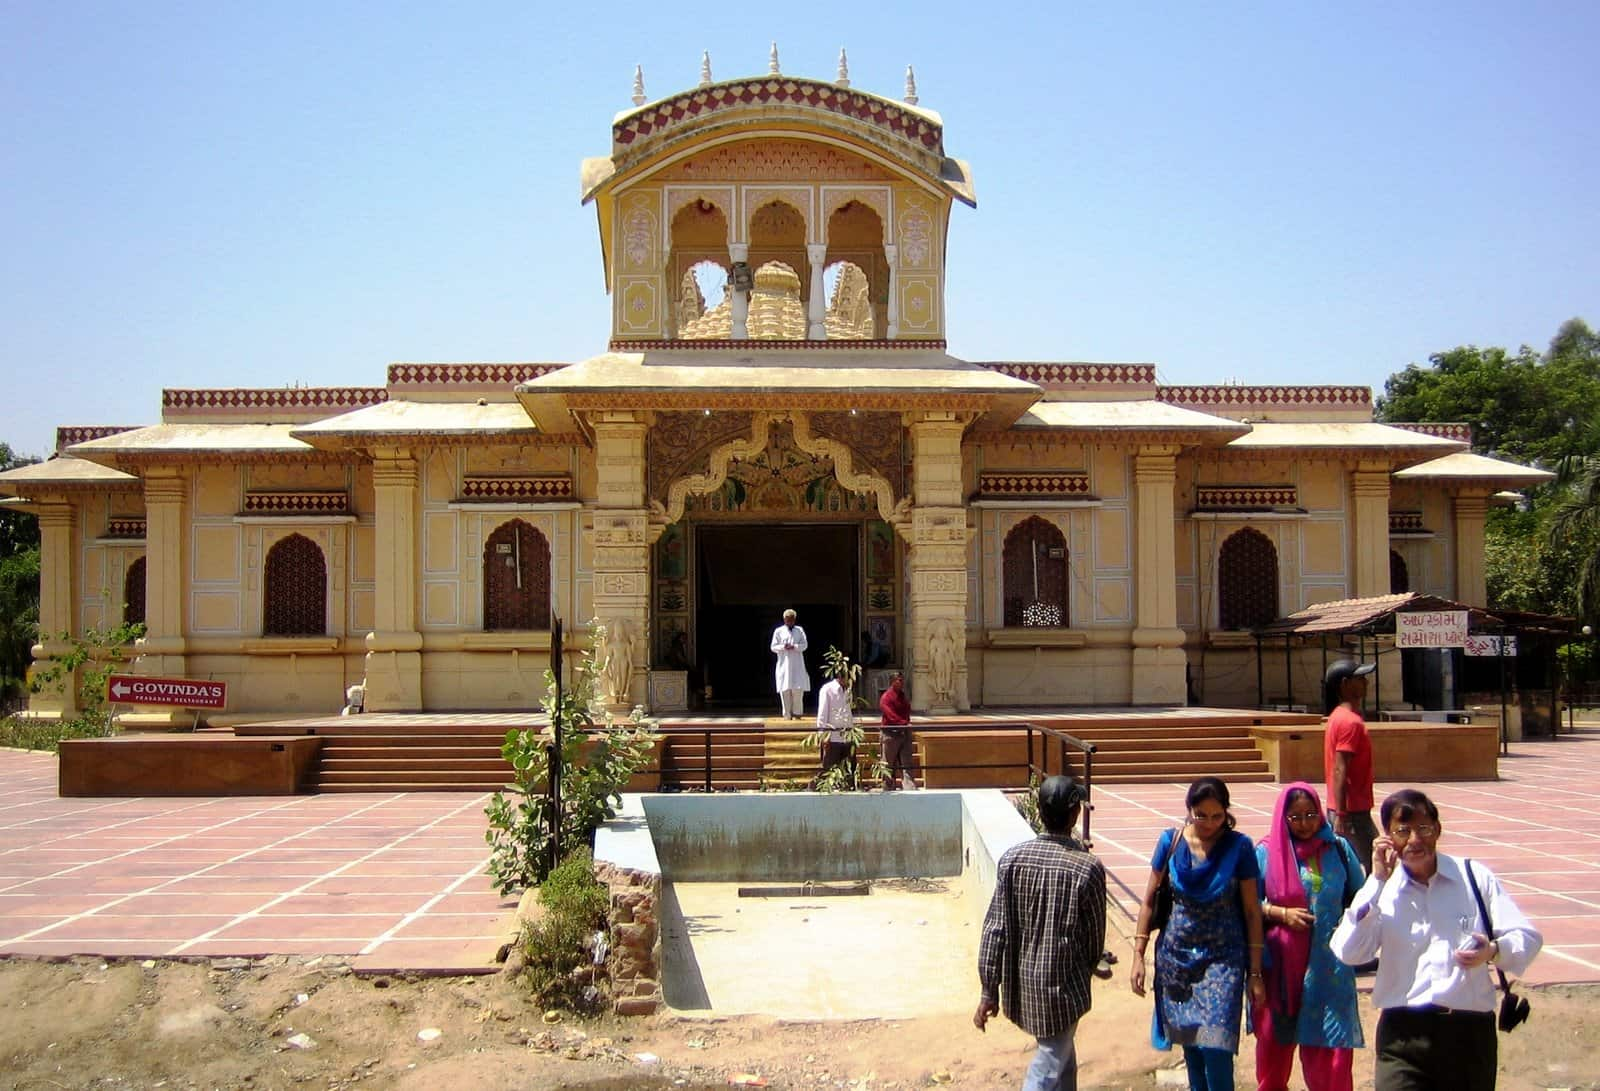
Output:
[28,617,146,735]
[803,645,889,792]
[484,621,658,894]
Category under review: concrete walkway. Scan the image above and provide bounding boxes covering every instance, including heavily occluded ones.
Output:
[3,728,1599,983]
[1091,727,1600,985]
[0,749,514,972]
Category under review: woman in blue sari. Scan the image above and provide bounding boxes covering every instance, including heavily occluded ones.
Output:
[1254,781,1364,1091]
[1131,776,1267,1091]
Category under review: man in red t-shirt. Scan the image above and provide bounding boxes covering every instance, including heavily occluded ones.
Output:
[1323,659,1378,872]
[878,672,915,790]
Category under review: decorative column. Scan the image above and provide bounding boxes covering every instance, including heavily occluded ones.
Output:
[806,244,827,340]
[364,448,423,711]
[883,243,899,339]
[1351,463,1392,599]
[1453,493,1489,606]
[590,412,650,711]
[907,412,972,713]
[29,498,79,719]
[729,243,750,340]
[138,469,190,681]
[1131,447,1187,704]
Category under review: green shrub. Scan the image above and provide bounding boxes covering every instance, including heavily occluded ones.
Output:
[0,713,118,752]
[484,621,658,893]
[519,847,611,1011]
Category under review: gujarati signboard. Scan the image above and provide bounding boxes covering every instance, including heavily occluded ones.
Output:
[1463,634,1518,657]
[105,674,228,710]
[1395,610,1469,649]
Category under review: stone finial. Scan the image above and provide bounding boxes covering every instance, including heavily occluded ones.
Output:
[904,65,919,105]
[769,42,781,75]
[631,65,646,106]
[700,50,713,86]
[836,47,850,87]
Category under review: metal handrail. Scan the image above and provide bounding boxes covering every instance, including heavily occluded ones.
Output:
[631,719,1098,845]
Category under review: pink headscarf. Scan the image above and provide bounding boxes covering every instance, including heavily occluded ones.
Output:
[1259,781,1330,1026]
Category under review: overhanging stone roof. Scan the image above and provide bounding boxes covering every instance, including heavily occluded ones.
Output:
[1393,451,1555,488]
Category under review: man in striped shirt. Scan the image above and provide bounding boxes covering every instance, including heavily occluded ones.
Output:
[975,775,1107,1091]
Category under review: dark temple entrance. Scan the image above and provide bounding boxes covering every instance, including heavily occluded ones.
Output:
[694,523,858,711]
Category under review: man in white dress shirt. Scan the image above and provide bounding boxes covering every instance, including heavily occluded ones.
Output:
[769,609,810,720]
[1330,788,1542,1090]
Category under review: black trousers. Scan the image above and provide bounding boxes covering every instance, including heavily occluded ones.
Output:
[1375,1007,1497,1091]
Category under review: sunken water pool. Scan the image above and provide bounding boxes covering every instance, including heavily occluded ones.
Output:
[594,790,1034,1018]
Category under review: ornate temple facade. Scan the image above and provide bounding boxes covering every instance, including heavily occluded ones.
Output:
[1,60,1553,725]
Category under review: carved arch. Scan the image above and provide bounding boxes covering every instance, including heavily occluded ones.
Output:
[651,411,908,533]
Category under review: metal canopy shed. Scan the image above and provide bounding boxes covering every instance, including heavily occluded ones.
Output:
[1249,592,1572,754]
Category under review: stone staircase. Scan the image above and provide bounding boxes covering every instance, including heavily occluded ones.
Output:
[1068,722,1274,785]
[232,709,1294,792]
[233,719,518,793]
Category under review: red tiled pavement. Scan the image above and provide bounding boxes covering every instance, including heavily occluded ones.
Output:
[0,749,516,972]
[1088,727,1600,985]
[5,727,1600,983]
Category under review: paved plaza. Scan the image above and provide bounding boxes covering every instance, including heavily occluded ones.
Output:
[3,729,1599,985]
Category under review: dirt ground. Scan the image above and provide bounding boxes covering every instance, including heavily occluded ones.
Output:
[2,956,1597,1091]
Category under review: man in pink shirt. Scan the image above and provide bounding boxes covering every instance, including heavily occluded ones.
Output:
[1323,659,1377,873]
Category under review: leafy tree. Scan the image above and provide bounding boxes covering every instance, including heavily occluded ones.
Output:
[1376,319,1600,624]
[0,442,41,558]
[1546,413,1600,626]
[0,548,40,699]
[0,442,42,699]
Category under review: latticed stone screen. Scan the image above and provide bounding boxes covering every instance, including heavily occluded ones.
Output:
[1218,528,1278,630]
[1002,516,1068,627]
[1390,550,1410,594]
[263,534,327,636]
[484,520,551,631]
[123,557,146,628]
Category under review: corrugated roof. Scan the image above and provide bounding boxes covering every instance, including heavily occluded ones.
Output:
[1253,591,1571,637]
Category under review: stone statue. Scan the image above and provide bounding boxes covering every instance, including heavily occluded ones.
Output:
[927,617,961,706]
[598,618,639,706]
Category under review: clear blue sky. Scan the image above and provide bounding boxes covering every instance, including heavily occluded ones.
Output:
[4,3,1596,460]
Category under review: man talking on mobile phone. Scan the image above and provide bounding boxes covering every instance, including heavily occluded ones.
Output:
[1330,789,1542,1090]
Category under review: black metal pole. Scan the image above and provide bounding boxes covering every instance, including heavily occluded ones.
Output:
[548,616,564,876]
[1255,636,1264,708]
[1285,636,1294,708]
[1497,623,1509,757]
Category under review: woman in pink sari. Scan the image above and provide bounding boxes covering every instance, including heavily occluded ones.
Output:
[1254,781,1365,1091]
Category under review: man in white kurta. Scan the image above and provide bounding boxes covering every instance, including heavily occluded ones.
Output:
[770,609,810,719]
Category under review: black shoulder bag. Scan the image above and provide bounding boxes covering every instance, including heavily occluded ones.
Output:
[1150,828,1181,933]
[1465,859,1531,1032]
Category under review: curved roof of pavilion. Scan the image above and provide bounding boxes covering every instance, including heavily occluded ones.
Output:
[513,348,1042,432]
[581,74,973,207]
[1393,450,1556,488]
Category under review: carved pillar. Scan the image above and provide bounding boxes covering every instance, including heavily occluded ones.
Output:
[1352,463,1392,599]
[138,469,189,681]
[729,243,750,340]
[1131,447,1187,704]
[806,243,827,340]
[883,243,899,340]
[364,449,423,711]
[1453,494,1489,606]
[29,498,79,719]
[907,413,971,713]
[591,413,650,711]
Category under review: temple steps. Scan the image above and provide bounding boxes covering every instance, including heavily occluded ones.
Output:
[233,710,1293,792]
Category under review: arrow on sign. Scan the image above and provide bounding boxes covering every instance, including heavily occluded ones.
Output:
[111,680,130,699]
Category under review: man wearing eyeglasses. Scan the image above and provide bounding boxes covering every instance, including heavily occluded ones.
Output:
[1330,789,1542,1090]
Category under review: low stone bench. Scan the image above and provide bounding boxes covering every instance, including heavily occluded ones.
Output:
[59,734,324,797]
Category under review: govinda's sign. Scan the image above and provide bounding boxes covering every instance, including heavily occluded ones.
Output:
[105,674,228,709]
[1396,610,1469,648]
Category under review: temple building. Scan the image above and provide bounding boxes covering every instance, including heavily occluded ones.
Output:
[1,58,1553,727]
